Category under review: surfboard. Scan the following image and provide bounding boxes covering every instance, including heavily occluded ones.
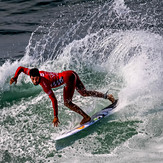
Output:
[55,99,118,141]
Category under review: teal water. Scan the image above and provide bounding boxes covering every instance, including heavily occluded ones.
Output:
[1,0,163,162]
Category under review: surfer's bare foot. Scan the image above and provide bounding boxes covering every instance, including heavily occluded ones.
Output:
[80,116,91,125]
[107,94,115,103]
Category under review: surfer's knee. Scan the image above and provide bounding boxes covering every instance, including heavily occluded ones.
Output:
[64,100,79,112]
[64,100,73,108]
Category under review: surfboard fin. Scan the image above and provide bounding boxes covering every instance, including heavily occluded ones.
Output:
[104,90,109,99]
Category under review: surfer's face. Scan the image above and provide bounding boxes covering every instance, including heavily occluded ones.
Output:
[30,76,40,85]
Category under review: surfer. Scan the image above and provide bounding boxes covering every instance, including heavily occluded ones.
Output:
[10,67,115,127]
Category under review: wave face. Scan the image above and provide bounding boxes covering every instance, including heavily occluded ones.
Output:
[0,0,163,162]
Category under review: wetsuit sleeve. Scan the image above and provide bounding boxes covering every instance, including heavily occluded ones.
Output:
[41,86,58,117]
[14,66,30,78]
[49,93,58,117]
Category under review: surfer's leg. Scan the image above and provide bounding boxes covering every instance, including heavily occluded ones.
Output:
[63,71,91,125]
[74,72,115,103]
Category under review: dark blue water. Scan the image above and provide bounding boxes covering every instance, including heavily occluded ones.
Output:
[0,0,163,162]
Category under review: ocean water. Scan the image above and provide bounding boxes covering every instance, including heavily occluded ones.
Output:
[0,0,163,162]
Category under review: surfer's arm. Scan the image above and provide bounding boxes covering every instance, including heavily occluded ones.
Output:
[48,92,58,117]
[42,86,60,127]
[48,92,60,127]
[10,66,30,85]
[14,66,30,78]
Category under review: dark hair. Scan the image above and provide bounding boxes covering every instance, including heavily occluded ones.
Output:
[30,68,40,77]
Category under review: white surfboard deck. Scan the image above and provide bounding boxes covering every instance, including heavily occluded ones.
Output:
[55,100,118,141]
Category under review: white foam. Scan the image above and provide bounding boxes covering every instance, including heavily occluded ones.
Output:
[113,0,130,15]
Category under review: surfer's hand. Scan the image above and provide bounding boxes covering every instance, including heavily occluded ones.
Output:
[10,77,17,85]
[52,116,60,127]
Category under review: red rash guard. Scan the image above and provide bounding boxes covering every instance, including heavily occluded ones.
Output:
[14,66,65,117]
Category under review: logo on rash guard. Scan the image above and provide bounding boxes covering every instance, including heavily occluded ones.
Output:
[51,77,64,87]
[49,72,58,78]
[43,81,47,88]
[40,73,44,77]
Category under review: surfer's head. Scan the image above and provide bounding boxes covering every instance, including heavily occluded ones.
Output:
[30,68,41,85]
